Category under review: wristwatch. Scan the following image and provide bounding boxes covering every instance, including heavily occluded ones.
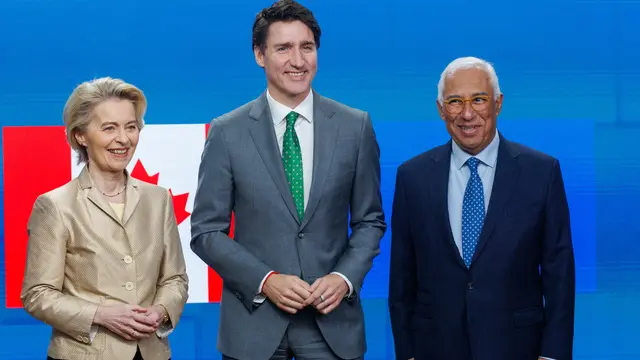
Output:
[157,305,169,324]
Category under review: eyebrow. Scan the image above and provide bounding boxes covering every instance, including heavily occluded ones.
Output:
[101,120,137,127]
[273,42,292,48]
[446,91,490,100]
[273,40,315,48]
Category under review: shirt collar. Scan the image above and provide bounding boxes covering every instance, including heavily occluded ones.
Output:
[266,89,314,126]
[451,131,500,170]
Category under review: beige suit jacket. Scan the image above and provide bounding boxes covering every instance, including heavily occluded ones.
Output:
[21,166,189,360]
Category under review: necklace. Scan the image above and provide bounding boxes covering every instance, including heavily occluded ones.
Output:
[100,180,127,197]
[86,164,127,198]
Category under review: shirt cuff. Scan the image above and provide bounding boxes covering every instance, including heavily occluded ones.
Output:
[156,321,174,338]
[89,325,98,343]
[330,272,353,297]
[254,271,275,304]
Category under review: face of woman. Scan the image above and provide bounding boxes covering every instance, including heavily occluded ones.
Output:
[75,98,140,174]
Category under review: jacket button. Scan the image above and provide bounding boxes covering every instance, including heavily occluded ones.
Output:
[125,282,134,291]
[467,282,474,290]
[298,233,304,239]
[123,255,133,264]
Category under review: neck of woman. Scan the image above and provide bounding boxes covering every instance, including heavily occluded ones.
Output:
[88,164,126,196]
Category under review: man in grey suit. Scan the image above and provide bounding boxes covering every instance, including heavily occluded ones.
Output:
[190,1,386,359]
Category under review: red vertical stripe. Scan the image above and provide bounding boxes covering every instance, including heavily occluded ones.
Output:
[205,123,226,303]
[3,126,71,308]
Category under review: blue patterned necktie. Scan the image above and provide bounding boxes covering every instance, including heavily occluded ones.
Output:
[462,157,485,267]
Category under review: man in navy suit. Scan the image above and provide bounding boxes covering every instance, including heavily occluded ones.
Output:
[388,56,575,360]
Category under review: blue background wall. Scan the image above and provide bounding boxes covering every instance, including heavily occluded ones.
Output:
[1,0,638,358]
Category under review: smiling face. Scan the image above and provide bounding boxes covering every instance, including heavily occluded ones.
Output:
[254,20,317,108]
[75,98,140,174]
[437,67,503,155]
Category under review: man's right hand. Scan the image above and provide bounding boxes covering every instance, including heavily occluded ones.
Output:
[262,274,312,314]
[93,304,157,341]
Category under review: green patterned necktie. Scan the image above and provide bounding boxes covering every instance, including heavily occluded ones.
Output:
[282,111,305,220]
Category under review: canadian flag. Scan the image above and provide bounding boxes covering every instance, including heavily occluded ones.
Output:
[2,124,228,308]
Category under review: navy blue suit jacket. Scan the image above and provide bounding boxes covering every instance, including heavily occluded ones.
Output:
[388,135,575,360]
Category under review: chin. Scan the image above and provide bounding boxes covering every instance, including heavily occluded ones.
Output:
[107,160,132,171]
[287,89,310,98]
[284,82,310,93]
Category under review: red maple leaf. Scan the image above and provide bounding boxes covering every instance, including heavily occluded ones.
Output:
[130,159,192,225]
[169,189,191,224]
[131,160,159,184]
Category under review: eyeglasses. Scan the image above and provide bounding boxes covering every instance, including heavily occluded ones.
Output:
[443,95,492,115]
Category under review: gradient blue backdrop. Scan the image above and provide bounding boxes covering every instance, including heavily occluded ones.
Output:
[0,0,638,358]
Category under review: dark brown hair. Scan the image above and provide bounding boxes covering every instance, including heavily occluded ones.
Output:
[252,0,321,53]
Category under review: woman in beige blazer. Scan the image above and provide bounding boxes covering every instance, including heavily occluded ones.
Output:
[20,77,189,360]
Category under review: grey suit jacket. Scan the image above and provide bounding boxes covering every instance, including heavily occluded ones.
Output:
[190,91,386,360]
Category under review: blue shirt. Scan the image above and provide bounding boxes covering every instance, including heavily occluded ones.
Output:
[447,133,500,255]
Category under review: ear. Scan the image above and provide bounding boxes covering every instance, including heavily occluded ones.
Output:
[495,93,504,116]
[254,46,265,68]
[436,99,446,121]
[74,132,87,147]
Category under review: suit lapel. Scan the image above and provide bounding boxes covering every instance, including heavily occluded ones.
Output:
[300,93,339,229]
[86,188,120,224]
[248,93,301,223]
[431,142,467,269]
[121,179,140,225]
[471,136,520,265]
[79,166,136,227]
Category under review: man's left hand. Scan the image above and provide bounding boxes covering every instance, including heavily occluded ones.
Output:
[304,274,349,315]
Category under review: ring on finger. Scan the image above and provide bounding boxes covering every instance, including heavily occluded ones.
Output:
[320,294,325,302]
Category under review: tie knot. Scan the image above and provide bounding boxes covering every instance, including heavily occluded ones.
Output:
[466,157,481,172]
[285,111,299,127]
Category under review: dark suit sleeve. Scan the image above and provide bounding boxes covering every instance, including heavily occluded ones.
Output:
[540,159,576,360]
[388,168,416,360]
[331,112,386,297]
[190,119,272,312]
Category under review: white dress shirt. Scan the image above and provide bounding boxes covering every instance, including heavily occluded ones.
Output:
[446,132,554,360]
[253,89,353,304]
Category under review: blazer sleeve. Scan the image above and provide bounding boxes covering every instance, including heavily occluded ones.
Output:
[152,190,189,337]
[539,159,576,360]
[21,195,99,343]
[331,112,387,298]
[190,119,273,312]
[388,168,417,360]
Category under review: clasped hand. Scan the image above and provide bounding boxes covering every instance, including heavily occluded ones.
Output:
[262,273,349,315]
[93,304,167,341]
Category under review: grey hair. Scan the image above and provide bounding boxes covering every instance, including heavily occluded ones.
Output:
[63,77,147,164]
[437,56,502,104]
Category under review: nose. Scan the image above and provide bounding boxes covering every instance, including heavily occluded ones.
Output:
[461,101,475,120]
[115,127,130,145]
[290,48,304,67]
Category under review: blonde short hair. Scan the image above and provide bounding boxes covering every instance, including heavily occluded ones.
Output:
[63,77,147,164]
